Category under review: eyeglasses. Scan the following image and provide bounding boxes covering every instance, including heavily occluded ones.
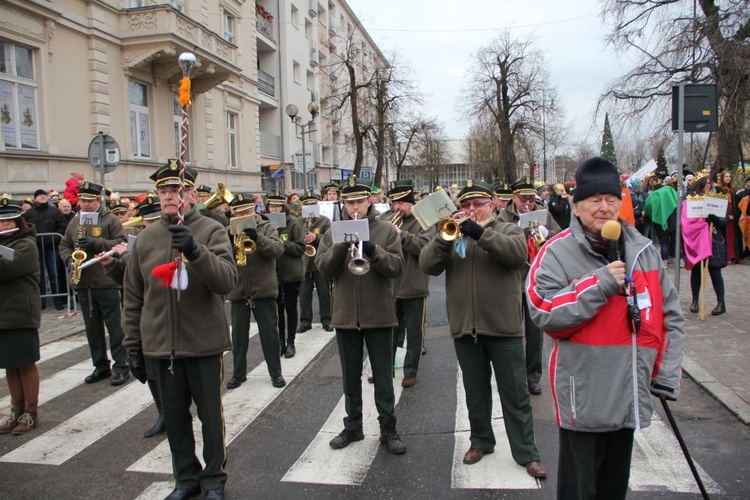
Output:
[516,195,535,203]
[459,199,492,209]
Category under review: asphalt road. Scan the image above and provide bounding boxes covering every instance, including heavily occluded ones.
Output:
[0,274,749,499]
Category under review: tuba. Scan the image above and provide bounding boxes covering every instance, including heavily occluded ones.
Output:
[204,183,234,211]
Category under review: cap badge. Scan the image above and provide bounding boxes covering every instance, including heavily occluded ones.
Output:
[237,194,244,201]
[467,179,474,187]
[169,159,178,171]
[348,177,356,187]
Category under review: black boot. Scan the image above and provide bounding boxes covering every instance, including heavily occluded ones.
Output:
[689,299,699,313]
[379,424,406,454]
[711,301,726,316]
[144,379,166,438]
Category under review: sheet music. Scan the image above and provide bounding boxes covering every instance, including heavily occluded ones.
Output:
[318,201,340,221]
[0,245,14,261]
[518,209,548,228]
[373,203,389,215]
[267,213,287,229]
[411,189,456,230]
[301,205,320,218]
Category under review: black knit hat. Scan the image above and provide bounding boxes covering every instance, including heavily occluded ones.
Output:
[572,157,622,203]
[34,189,47,198]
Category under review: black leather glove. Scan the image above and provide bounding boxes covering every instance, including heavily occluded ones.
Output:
[168,224,201,261]
[706,214,719,224]
[361,240,376,257]
[76,236,96,251]
[243,227,258,241]
[127,348,148,384]
[460,219,485,240]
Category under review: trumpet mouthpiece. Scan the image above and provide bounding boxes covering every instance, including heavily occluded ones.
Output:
[601,220,621,241]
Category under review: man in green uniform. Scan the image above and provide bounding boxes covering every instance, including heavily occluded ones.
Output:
[381,180,435,388]
[297,190,333,333]
[59,182,128,386]
[225,193,286,389]
[122,160,237,500]
[497,178,561,395]
[315,176,406,454]
[420,179,547,478]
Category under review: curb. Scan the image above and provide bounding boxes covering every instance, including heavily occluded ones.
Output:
[682,354,750,425]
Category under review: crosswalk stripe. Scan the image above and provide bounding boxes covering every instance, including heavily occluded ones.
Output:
[0,382,153,465]
[127,327,335,474]
[630,413,723,494]
[1,360,90,411]
[0,336,87,382]
[451,367,541,490]
[281,359,406,486]
[134,481,174,500]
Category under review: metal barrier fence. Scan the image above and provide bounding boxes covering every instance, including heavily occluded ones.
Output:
[36,232,77,315]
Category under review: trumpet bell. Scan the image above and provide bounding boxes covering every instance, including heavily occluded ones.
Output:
[438,219,460,241]
[348,257,370,275]
[233,233,256,266]
[122,216,143,228]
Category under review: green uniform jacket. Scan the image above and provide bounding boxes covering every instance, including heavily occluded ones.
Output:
[497,202,561,280]
[302,215,331,274]
[315,210,404,329]
[0,224,40,330]
[227,215,284,301]
[122,207,237,358]
[419,215,527,338]
[275,214,305,284]
[103,251,129,285]
[59,206,126,289]
[379,212,434,299]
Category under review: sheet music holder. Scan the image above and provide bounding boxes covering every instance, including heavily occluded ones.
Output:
[411,189,456,230]
[79,211,99,226]
[331,219,369,244]
[301,204,320,218]
[266,213,287,229]
[229,214,258,235]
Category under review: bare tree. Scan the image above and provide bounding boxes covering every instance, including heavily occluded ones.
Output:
[464,115,502,182]
[409,124,448,189]
[598,0,750,172]
[462,30,553,178]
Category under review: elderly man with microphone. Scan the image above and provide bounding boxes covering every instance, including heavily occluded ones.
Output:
[526,157,684,500]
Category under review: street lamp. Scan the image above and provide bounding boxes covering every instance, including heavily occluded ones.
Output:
[541,90,554,183]
[286,100,319,192]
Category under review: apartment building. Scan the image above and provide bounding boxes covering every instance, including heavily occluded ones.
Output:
[0,0,386,199]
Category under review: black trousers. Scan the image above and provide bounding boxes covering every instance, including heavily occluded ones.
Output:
[454,335,540,466]
[77,288,127,373]
[336,327,396,430]
[299,270,331,327]
[230,299,282,379]
[392,297,426,378]
[277,281,301,348]
[557,427,635,500]
[523,293,542,385]
[154,355,227,491]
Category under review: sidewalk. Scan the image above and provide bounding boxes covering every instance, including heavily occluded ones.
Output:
[38,262,750,425]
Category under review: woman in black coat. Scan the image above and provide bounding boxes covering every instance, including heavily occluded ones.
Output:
[0,198,42,435]
[547,183,571,229]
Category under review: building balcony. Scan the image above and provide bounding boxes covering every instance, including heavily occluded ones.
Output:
[121,5,240,94]
[255,11,275,43]
[260,132,281,158]
[258,68,275,98]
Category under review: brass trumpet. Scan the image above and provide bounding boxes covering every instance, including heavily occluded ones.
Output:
[438,212,474,241]
[389,211,403,228]
[528,220,546,249]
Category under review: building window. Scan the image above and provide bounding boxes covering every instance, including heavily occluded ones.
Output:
[305,19,313,39]
[291,5,299,28]
[293,61,301,84]
[172,92,190,163]
[125,0,144,8]
[292,170,317,191]
[227,111,238,169]
[223,11,235,44]
[170,0,184,12]
[0,40,39,150]
[306,70,314,91]
[128,80,150,158]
